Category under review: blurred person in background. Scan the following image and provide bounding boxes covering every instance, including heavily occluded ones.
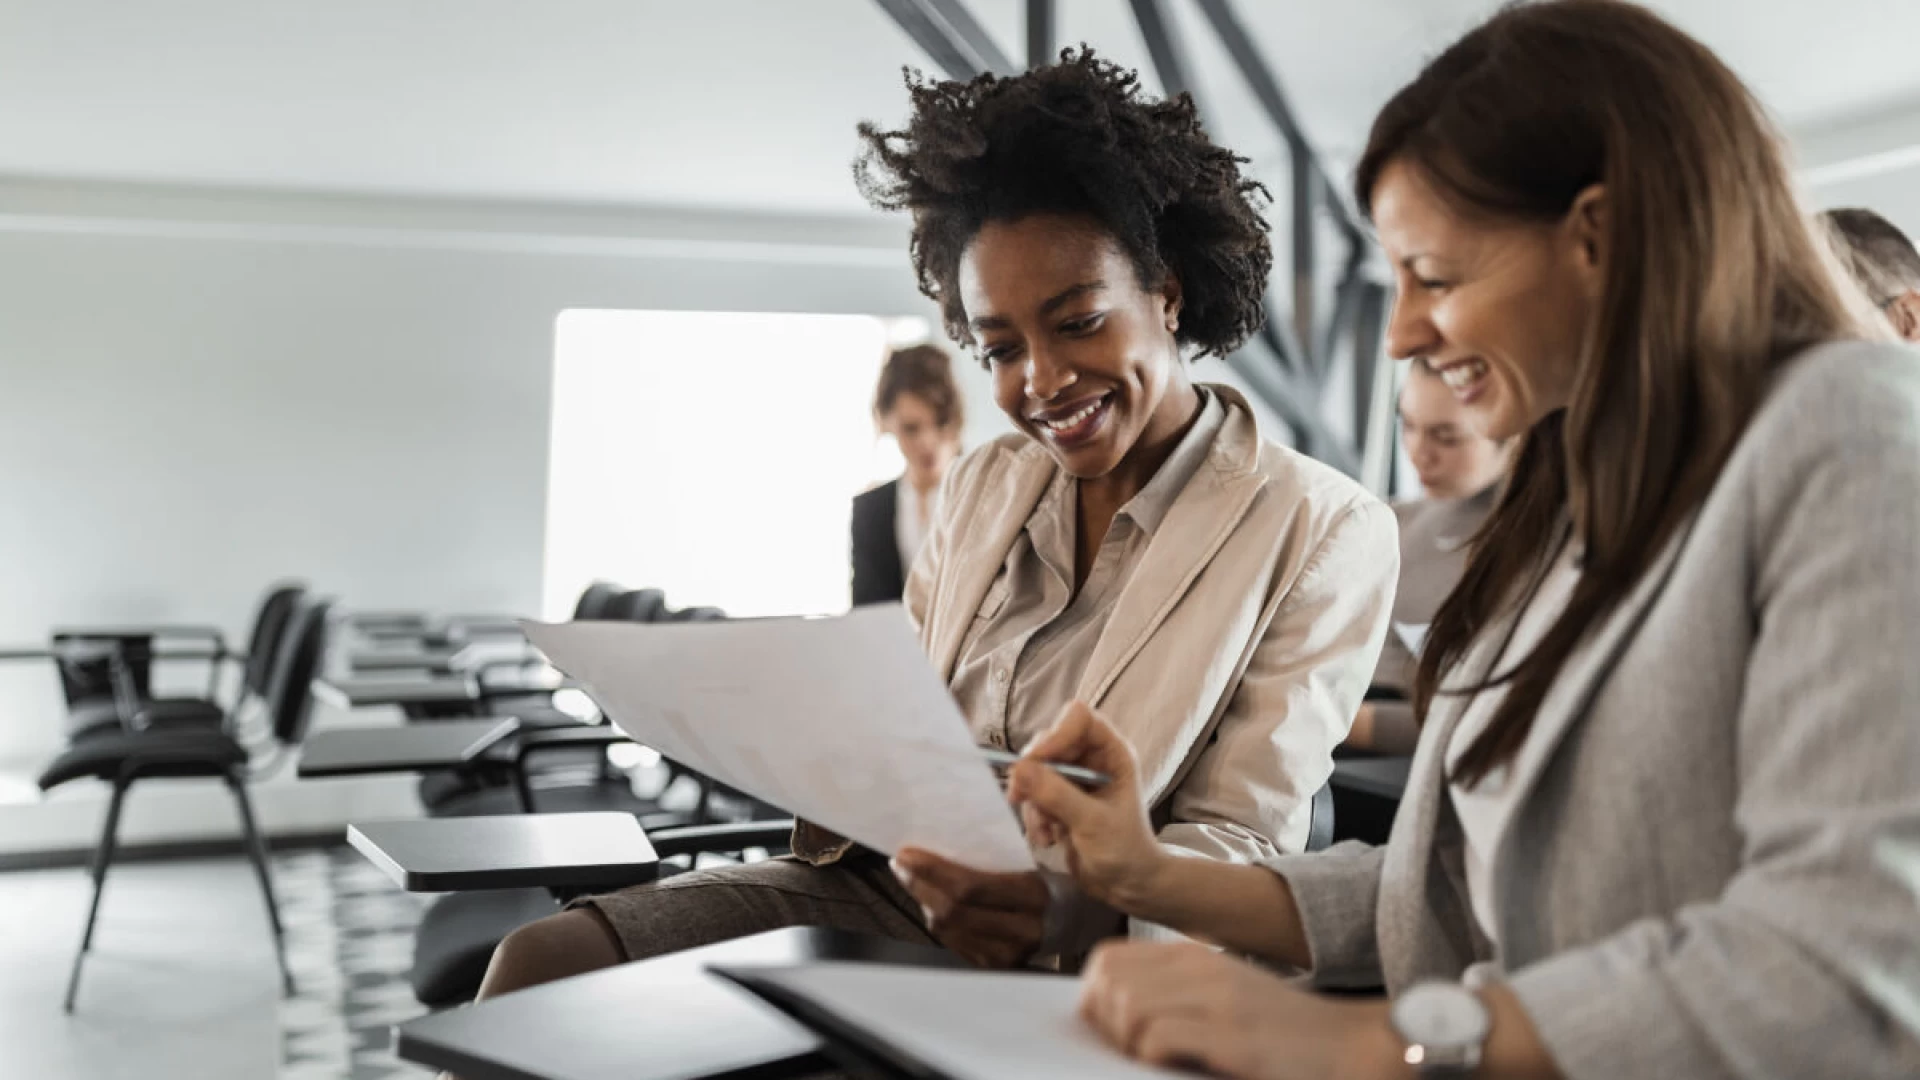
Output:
[852,343,966,606]
[1820,206,1920,342]
[1344,357,1509,754]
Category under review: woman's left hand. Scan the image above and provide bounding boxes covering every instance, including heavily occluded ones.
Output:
[892,847,1050,968]
[1079,941,1401,1080]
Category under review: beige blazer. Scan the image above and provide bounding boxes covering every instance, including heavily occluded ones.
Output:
[799,384,1398,864]
[1272,343,1920,1078]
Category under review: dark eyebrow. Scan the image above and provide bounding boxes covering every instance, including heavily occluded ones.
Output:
[969,280,1108,332]
[1039,280,1107,317]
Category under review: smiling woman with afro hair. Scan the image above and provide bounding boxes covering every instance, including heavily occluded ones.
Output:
[464,50,1397,1010]
[856,48,1272,362]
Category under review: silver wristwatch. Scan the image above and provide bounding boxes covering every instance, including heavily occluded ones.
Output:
[1389,981,1491,1077]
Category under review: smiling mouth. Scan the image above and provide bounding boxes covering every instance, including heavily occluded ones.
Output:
[1030,393,1112,448]
[1433,358,1490,400]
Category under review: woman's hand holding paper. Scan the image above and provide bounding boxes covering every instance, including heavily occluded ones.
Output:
[890,850,1049,968]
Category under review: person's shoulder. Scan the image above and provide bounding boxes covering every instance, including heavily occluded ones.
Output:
[852,478,897,510]
[1251,437,1390,523]
[945,432,1044,495]
[1747,339,1920,465]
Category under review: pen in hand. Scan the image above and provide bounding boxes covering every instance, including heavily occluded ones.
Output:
[981,748,1111,790]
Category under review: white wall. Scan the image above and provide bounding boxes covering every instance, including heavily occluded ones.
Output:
[0,178,931,853]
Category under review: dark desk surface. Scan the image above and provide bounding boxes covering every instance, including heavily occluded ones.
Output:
[1331,754,1414,800]
[297,718,513,778]
[348,811,658,893]
[310,674,479,710]
[396,927,964,1080]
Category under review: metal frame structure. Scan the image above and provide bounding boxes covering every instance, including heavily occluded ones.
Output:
[872,0,1397,488]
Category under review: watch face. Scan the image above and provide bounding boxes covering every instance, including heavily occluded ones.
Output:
[1391,983,1492,1049]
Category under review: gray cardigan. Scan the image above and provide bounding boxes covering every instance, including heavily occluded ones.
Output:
[1269,341,1920,1079]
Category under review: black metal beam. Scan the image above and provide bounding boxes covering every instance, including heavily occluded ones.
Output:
[1128,0,1194,99]
[1224,342,1357,477]
[1190,0,1363,245]
[1026,0,1055,70]
[1291,153,1317,367]
[874,0,1018,81]
[1349,281,1389,454]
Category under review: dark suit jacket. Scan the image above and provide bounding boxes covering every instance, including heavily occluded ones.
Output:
[850,479,904,606]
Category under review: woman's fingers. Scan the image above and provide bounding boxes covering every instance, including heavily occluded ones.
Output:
[1081,943,1232,1062]
[1130,1015,1238,1075]
[1007,756,1103,832]
[1019,800,1062,847]
[1040,702,1139,781]
[892,849,1048,913]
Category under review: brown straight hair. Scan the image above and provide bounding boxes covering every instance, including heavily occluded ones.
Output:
[1356,0,1880,785]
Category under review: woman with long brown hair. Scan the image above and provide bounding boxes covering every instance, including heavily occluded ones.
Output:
[1008,2,1920,1076]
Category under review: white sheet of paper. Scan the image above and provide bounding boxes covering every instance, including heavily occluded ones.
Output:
[520,606,1034,872]
[718,962,1188,1079]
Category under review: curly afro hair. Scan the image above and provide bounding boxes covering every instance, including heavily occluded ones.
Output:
[855,48,1272,360]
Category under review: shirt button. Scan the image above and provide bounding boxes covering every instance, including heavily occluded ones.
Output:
[989,731,1007,749]
[992,668,1008,686]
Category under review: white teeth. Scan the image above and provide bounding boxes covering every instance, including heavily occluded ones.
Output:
[1041,398,1103,432]
[1439,359,1487,390]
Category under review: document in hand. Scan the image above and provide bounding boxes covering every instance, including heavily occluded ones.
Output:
[520,605,1034,872]
[713,962,1190,1079]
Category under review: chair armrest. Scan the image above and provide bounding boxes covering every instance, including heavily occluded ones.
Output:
[514,725,629,756]
[646,819,797,860]
[50,628,229,666]
[510,724,634,811]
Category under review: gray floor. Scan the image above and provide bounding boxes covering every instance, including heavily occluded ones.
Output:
[0,855,288,1079]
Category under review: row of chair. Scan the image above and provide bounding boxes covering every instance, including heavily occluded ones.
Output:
[22,576,1348,1016]
[305,581,795,1005]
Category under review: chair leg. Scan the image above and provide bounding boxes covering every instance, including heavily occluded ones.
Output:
[65,776,132,1013]
[227,772,294,997]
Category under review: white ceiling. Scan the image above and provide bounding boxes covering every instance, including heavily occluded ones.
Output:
[1,0,1917,221]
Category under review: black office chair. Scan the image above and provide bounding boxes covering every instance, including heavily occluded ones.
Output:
[570,581,626,621]
[413,585,673,813]
[38,596,334,1012]
[58,581,308,742]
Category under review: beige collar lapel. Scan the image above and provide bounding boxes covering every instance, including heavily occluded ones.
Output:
[1076,391,1266,711]
[925,440,1056,680]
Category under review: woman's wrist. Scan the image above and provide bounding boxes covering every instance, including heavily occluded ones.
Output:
[1337,1000,1415,1080]
[1104,847,1180,917]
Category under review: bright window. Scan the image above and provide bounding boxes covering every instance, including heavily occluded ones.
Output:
[542,309,910,619]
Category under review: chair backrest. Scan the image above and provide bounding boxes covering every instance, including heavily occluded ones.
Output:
[241,582,307,698]
[666,605,727,622]
[602,588,668,623]
[571,581,625,621]
[262,598,333,746]
[49,633,152,708]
